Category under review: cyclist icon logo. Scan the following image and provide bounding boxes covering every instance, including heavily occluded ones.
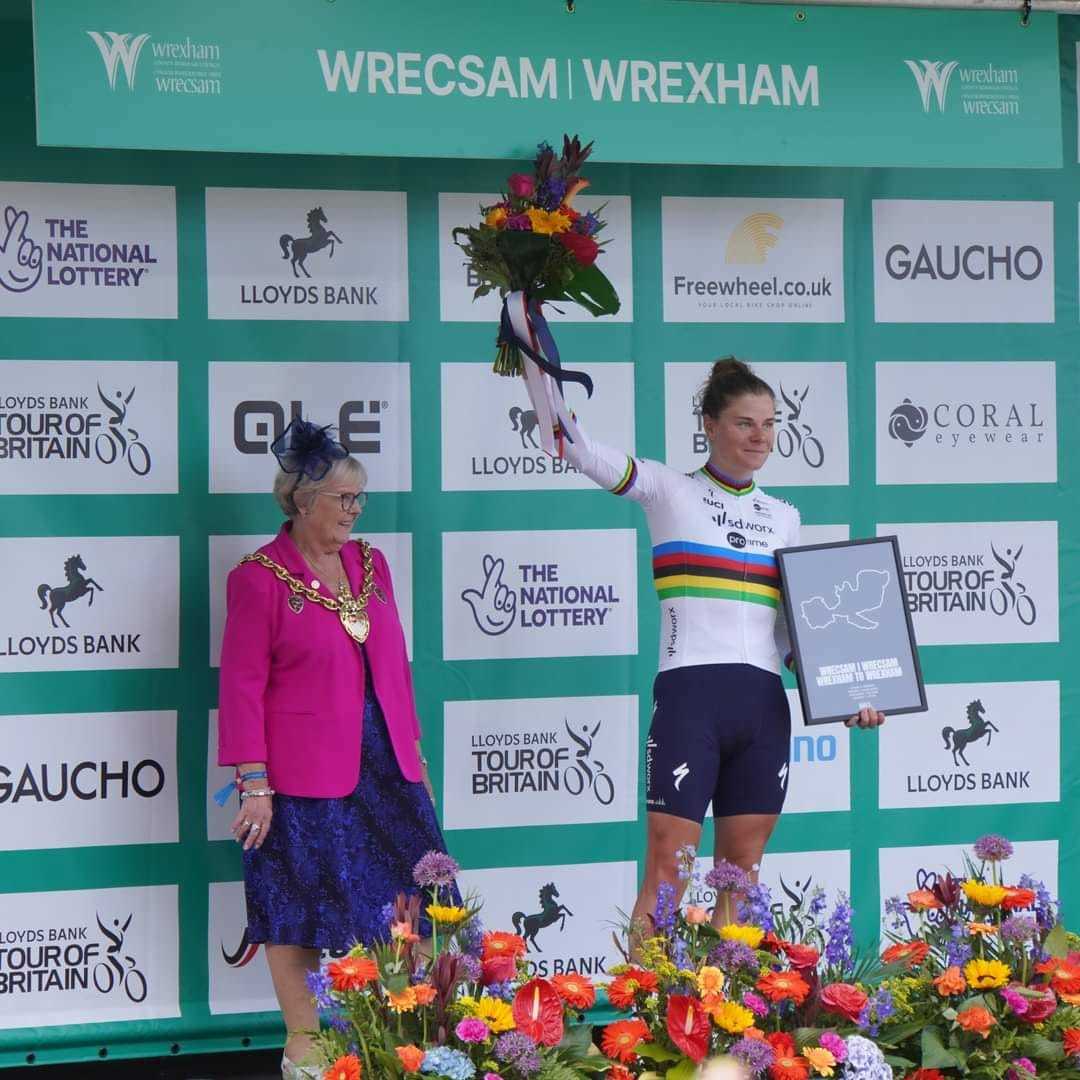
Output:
[989,543,1037,626]
[94,914,148,1004]
[774,383,824,469]
[563,718,615,806]
[96,384,152,476]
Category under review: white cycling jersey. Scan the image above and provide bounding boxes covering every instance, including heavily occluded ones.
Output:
[556,408,800,675]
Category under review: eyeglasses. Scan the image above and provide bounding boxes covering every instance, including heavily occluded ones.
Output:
[316,491,367,512]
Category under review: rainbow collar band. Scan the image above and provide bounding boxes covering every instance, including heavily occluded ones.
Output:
[700,462,755,496]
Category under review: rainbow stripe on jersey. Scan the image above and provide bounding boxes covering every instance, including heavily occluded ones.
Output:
[652,539,780,608]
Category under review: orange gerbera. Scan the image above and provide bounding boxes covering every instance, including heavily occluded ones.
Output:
[956,1006,995,1039]
[326,955,379,992]
[1063,1028,1080,1057]
[412,983,437,1006]
[482,931,527,961]
[881,940,929,968]
[395,1045,424,1072]
[324,1055,362,1080]
[1035,958,1080,995]
[967,922,997,937]
[756,970,811,1005]
[907,1071,946,1080]
[385,986,418,1013]
[933,966,967,996]
[769,1039,810,1080]
[907,889,943,911]
[607,1067,634,1080]
[601,1018,650,1063]
[1001,886,1037,911]
[606,968,659,1009]
[551,973,596,1010]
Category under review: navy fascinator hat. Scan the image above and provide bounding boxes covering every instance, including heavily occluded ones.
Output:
[270,418,349,483]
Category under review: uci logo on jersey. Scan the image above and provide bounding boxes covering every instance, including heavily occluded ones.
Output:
[727,531,747,550]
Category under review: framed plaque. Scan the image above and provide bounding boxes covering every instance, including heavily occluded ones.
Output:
[776,536,927,726]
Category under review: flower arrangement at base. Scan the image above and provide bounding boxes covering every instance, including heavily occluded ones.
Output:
[307,850,607,1079]
[874,835,1080,1080]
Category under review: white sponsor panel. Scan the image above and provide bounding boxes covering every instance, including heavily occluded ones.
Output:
[877,362,1056,485]
[0,182,177,319]
[208,532,413,666]
[441,362,636,491]
[437,193,633,322]
[0,711,177,853]
[785,691,851,813]
[205,187,408,321]
[0,885,179,1029]
[879,520,1058,645]
[879,680,1059,809]
[208,361,411,493]
[207,881,278,1016]
[0,536,179,673]
[687,850,851,913]
[664,362,849,485]
[872,200,1054,323]
[441,695,639,830]
[442,530,637,660]
[662,197,845,323]
[798,524,851,546]
[0,361,178,494]
[458,861,636,980]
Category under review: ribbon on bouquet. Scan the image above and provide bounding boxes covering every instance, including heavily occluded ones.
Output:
[498,294,594,399]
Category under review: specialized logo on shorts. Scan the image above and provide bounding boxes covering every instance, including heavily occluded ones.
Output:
[672,762,690,791]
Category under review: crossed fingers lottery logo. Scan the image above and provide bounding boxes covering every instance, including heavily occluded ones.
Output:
[0,206,43,293]
[461,554,516,636]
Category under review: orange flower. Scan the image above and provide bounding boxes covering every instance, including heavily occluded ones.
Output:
[933,966,967,996]
[395,1045,424,1072]
[956,1006,995,1039]
[324,1055,362,1080]
[1060,991,1080,1006]
[756,970,811,1005]
[685,905,709,925]
[1001,886,1037,911]
[412,983,437,1005]
[967,922,997,937]
[1035,958,1080,995]
[601,1018,650,1063]
[606,968,658,1009]
[770,1052,811,1080]
[607,1066,634,1080]
[482,931,527,962]
[385,986,418,1013]
[745,1026,767,1040]
[326,956,378,992]
[551,973,596,1010]
[881,940,929,969]
[1063,1028,1080,1056]
[907,889,943,911]
[390,920,419,944]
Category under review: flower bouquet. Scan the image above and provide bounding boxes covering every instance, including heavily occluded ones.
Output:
[874,834,1080,1080]
[309,850,607,1080]
[452,134,620,458]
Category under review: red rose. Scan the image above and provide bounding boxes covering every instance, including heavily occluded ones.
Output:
[481,953,517,985]
[820,982,869,1023]
[782,943,821,970]
[507,173,535,198]
[557,231,600,266]
[1019,987,1057,1024]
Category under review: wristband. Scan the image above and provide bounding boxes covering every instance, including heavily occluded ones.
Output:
[238,769,268,783]
[239,788,275,801]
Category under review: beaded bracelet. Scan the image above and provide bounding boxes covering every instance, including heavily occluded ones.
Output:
[238,769,268,783]
[239,788,275,801]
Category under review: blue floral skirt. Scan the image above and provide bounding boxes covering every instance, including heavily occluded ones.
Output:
[243,673,460,950]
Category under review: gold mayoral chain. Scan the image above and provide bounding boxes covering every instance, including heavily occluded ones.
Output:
[239,540,377,645]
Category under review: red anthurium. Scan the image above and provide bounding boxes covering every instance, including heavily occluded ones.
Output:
[512,978,564,1047]
[666,994,711,1063]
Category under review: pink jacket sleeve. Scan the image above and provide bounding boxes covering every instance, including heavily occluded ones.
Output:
[218,563,275,765]
[373,547,421,741]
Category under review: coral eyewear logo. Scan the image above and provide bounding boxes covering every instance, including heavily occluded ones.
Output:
[86,31,150,92]
[904,59,958,113]
[725,213,783,264]
[889,399,929,446]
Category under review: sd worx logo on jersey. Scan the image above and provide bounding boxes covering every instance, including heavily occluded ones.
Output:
[903,58,1021,118]
[86,29,223,96]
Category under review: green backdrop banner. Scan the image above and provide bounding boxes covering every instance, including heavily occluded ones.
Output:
[31,0,1063,168]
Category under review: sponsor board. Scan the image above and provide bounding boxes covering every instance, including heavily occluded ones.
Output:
[661,198,845,323]
[0,361,177,494]
[437,193,633,322]
[0,711,177,853]
[442,530,637,660]
[208,361,411,493]
[878,681,1059,809]
[205,188,408,321]
[441,695,639,830]
[207,882,278,1016]
[85,27,223,96]
[208,532,413,666]
[872,200,1054,323]
[458,861,636,979]
[799,525,851,546]
[877,362,1056,485]
[0,884,179,1029]
[687,850,851,914]
[664,361,849,485]
[903,56,1023,121]
[440,363,636,491]
[0,536,179,673]
[0,182,177,318]
[877,521,1058,645]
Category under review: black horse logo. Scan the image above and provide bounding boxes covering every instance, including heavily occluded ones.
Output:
[942,699,1000,767]
[37,554,104,628]
[509,406,540,449]
[279,206,343,279]
[512,882,574,952]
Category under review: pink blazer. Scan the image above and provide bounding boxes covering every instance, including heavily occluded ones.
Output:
[217,524,422,797]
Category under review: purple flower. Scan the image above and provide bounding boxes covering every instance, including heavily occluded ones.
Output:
[705,859,751,894]
[742,990,769,1017]
[1001,915,1039,944]
[457,954,482,982]
[737,882,776,933]
[456,1017,490,1043]
[857,988,895,1037]
[458,917,485,956]
[676,843,698,882]
[413,851,460,888]
[325,1010,351,1033]
[305,968,334,1011]
[672,937,690,971]
[826,894,854,970]
[574,211,601,236]
[1001,986,1030,1017]
[536,177,567,211]
[1008,1058,1037,1080]
[484,1075,506,1080]
[709,939,760,974]
[494,1031,541,1076]
[654,881,677,933]
[731,1036,775,1075]
[1019,875,1057,930]
[506,213,531,231]
[973,834,1014,862]
[380,901,396,925]
[486,980,516,1002]
[820,1032,847,1063]
[809,888,829,918]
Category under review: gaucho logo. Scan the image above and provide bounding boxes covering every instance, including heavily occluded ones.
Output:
[469,402,580,480]
[461,554,621,635]
[0,758,165,803]
[888,396,1045,450]
[234,400,383,456]
[884,243,1044,282]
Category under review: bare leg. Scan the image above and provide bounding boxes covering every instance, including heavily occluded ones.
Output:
[628,812,702,957]
[265,944,320,1067]
[711,814,779,927]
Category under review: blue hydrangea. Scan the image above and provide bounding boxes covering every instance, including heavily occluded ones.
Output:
[420,1045,476,1079]
[842,1035,892,1080]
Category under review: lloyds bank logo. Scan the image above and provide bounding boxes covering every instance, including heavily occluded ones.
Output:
[904,60,959,113]
[87,32,151,92]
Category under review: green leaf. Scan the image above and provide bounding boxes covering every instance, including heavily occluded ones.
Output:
[1043,922,1070,959]
[495,230,552,291]
[880,1019,929,1044]
[559,264,621,316]
[636,1041,681,1063]
[556,1021,595,1062]
[884,1055,917,1069]
[922,1026,964,1070]
[794,1027,824,1051]
[537,1060,588,1080]
[665,1059,699,1080]
[1017,1034,1066,1063]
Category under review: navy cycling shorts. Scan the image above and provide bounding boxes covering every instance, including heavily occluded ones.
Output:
[645,663,791,822]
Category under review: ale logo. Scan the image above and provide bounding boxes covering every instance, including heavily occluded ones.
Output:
[37,555,104,628]
[990,544,1036,626]
[903,60,959,114]
[94,913,148,1003]
[942,699,1000,767]
[461,555,516,636]
[86,32,151,92]
[512,882,574,952]
[889,398,930,447]
[774,383,825,469]
[725,212,784,264]
[279,207,344,279]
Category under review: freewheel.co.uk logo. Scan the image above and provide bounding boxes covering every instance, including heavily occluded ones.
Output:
[725,212,783,264]
[86,29,222,96]
[903,57,1020,118]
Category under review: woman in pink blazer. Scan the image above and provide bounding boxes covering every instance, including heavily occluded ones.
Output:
[218,419,459,1079]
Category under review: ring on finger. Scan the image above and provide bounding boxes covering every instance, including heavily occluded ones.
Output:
[249,823,261,833]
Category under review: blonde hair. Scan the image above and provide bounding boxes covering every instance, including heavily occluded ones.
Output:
[272,455,367,518]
